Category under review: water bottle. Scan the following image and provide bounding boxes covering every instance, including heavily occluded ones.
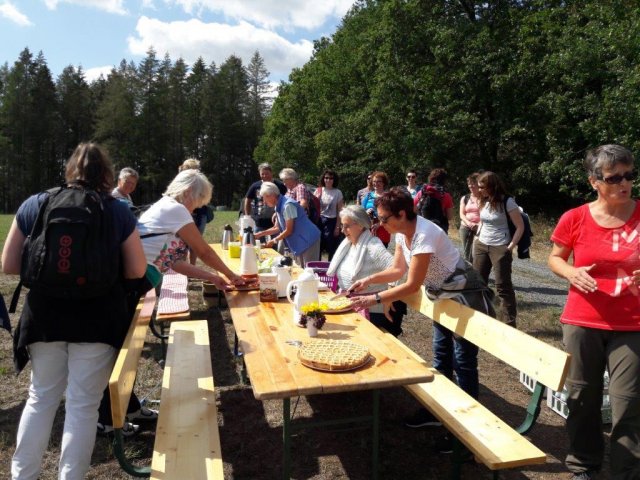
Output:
[242,226,255,246]
[221,224,233,250]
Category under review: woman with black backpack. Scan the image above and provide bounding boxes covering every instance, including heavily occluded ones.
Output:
[472,171,524,327]
[2,143,147,480]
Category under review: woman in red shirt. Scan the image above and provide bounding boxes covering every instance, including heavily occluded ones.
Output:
[549,144,640,480]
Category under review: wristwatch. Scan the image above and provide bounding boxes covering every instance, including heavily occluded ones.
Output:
[375,292,381,304]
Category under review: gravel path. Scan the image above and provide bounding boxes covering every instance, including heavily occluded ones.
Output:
[510,257,568,309]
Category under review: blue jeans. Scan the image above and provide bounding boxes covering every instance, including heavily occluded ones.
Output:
[432,322,479,399]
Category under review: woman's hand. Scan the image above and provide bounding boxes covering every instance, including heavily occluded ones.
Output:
[209,273,233,291]
[226,273,245,286]
[254,230,265,239]
[567,264,597,293]
[349,294,376,310]
[265,238,277,248]
[348,276,370,294]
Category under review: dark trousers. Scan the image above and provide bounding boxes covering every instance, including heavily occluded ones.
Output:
[320,216,341,260]
[459,225,475,263]
[369,301,406,337]
[563,324,640,479]
[472,240,517,325]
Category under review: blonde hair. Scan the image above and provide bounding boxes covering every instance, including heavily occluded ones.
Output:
[164,169,212,208]
[179,158,201,172]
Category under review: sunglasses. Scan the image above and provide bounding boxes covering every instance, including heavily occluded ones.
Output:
[407,175,416,179]
[324,176,334,180]
[596,171,637,185]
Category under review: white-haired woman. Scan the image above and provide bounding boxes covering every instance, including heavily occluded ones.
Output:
[254,181,321,266]
[178,158,212,265]
[97,169,243,433]
[327,205,406,336]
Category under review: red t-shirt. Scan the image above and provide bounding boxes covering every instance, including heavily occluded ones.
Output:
[551,201,640,331]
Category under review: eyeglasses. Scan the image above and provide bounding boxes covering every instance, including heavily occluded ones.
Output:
[407,175,416,179]
[596,171,637,185]
[324,176,334,180]
[341,223,354,230]
[478,185,486,190]
[378,213,395,224]
[372,180,384,185]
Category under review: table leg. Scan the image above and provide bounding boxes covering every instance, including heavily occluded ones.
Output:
[283,398,292,480]
[372,389,380,480]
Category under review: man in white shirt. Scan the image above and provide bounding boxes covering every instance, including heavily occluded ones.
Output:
[112,167,139,206]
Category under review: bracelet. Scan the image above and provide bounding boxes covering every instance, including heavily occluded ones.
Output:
[374,292,381,304]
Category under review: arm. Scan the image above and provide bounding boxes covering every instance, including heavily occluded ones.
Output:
[507,208,525,251]
[350,244,429,308]
[446,206,454,222]
[459,198,468,227]
[254,224,280,239]
[265,218,295,248]
[170,260,233,289]
[176,222,243,283]
[349,242,408,293]
[243,197,252,215]
[334,197,344,236]
[1,218,25,274]
[548,242,597,293]
[121,229,147,279]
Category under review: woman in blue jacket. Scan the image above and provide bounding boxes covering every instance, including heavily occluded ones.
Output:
[255,181,321,267]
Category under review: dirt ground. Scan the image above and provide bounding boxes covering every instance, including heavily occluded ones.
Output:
[0,275,612,479]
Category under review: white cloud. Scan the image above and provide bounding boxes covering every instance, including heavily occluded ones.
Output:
[0,1,33,26]
[128,16,314,81]
[43,0,127,15]
[84,65,114,82]
[166,0,354,30]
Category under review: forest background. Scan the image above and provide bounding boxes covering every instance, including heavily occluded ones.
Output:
[1,0,640,215]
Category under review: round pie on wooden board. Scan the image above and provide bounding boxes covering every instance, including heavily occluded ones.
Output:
[298,339,370,372]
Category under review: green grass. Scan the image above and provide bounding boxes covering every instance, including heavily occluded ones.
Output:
[0,214,13,253]
[203,210,238,244]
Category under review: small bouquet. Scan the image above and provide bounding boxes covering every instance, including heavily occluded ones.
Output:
[299,302,328,330]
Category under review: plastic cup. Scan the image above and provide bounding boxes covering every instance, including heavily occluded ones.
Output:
[228,242,241,258]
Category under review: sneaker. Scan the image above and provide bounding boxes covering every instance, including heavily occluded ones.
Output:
[97,421,140,437]
[404,408,442,428]
[127,406,158,422]
[571,472,594,480]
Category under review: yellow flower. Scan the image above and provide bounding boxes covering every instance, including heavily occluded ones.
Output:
[300,302,327,316]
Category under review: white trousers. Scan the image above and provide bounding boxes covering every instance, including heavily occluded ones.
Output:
[11,341,116,480]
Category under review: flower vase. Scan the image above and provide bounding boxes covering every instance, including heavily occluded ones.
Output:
[306,320,318,337]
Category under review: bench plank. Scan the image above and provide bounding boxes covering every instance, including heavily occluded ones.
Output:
[404,291,570,391]
[151,320,223,480]
[407,372,546,469]
[109,289,157,429]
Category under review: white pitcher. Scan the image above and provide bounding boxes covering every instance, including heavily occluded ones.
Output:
[286,268,319,325]
[272,266,292,298]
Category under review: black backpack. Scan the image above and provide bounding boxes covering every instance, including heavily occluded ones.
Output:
[306,185,322,227]
[503,196,533,259]
[418,184,449,233]
[13,184,119,306]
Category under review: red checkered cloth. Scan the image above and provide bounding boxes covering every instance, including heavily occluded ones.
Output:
[157,269,189,315]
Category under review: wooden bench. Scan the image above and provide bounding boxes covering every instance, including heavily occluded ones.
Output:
[150,320,223,480]
[108,288,158,477]
[400,290,571,479]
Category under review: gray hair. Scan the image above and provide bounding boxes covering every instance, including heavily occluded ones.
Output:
[584,144,634,177]
[119,167,139,180]
[279,168,298,182]
[164,169,212,208]
[339,204,371,230]
[179,158,201,172]
[259,181,281,198]
[258,162,272,173]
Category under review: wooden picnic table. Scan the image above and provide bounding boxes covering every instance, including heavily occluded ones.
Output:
[211,243,433,479]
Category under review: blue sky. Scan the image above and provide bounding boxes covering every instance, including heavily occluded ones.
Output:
[0,0,355,84]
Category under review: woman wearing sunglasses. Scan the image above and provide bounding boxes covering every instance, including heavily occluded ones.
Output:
[472,171,524,327]
[548,144,640,480]
[348,187,494,443]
